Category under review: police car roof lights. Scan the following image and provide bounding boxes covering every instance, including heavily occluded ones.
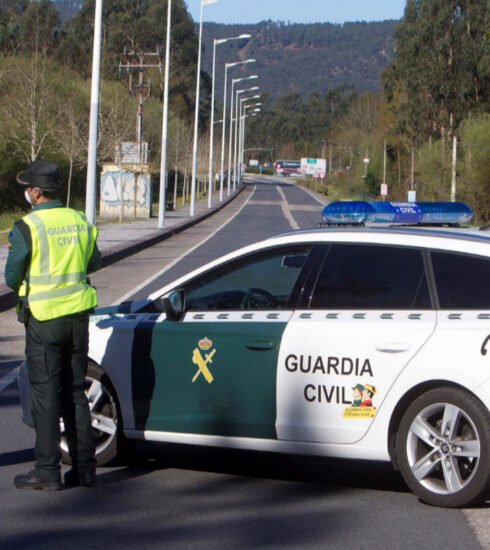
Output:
[321,201,473,226]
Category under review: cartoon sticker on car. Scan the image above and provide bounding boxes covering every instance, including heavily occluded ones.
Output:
[343,383,377,418]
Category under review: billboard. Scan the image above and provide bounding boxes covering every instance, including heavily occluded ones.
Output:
[301,158,327,178]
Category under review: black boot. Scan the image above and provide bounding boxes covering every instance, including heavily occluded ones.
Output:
[14,470,62,491]
[64,469,96,487]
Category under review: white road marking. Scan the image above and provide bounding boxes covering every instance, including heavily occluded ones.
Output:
[277,186,299,230]
[249,200,318,211]
[0,365,21,393]
[112,187,257,305]
[298,184,328,206]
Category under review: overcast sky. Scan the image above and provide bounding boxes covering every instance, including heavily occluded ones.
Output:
[184,0,407,24]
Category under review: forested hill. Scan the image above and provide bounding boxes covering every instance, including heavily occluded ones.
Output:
[201,20,397,100]
[53,0,396,100]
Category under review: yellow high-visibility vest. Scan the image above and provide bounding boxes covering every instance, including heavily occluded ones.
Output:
[19,208,98,320]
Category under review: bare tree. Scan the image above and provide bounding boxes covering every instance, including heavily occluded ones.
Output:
[167,115,192,205]
[0,54,60,161]
[55,91,89,206]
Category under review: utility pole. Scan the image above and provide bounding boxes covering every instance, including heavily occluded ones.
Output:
[119,49,162,163]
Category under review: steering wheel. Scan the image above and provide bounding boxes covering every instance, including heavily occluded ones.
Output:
[240,288,279,310]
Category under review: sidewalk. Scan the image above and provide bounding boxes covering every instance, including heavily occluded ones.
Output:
[0,186,243,312]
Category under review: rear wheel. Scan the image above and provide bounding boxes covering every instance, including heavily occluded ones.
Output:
[61,362,133,466]
[396,387,490,507]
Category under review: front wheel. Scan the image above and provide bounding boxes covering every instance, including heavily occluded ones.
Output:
[396,387,490,507]
[61,362,133,466]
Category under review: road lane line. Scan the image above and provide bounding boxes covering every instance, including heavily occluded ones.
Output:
[0,365,20,393]
[277,186,299,229]
[112,186,257,305]
[298,184,328,206]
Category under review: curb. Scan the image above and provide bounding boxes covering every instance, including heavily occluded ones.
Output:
[0,187,244,313]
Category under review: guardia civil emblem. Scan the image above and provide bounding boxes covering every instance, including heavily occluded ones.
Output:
[191,337,216,384]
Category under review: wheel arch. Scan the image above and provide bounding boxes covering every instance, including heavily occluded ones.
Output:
[387,379,481,470]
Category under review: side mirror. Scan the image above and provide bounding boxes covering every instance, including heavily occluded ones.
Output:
[158,289,185,321]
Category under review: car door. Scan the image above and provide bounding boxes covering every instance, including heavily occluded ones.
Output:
[131,244,313,439]
[276,242,437,444]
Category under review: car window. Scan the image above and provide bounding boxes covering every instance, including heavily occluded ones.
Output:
[431,250,490,309]
[184,246,311,311]
[310,244,431,309]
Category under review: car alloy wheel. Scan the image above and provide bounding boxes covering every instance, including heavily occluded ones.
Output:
[60,363,123,466]
[396,387,490,507]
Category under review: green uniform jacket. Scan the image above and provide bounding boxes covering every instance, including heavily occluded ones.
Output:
[4,200,102,292]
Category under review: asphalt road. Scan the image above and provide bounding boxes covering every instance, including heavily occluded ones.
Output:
[0,176,488,550]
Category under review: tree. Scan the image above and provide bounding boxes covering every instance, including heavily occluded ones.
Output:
[56,0,202,123]
[54,79,90,206]
[0,55,61,161]
[18,0,59,55]
[384,0,488,144]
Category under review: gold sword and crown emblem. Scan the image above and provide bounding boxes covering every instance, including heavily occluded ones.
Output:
[191,337,216,383]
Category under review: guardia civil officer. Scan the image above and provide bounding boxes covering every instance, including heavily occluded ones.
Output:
[4,160,102,490]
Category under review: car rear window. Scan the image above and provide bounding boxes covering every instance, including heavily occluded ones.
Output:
[310,244,431,309]
[431,250,490,309]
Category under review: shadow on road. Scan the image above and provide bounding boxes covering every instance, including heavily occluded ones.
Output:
[0,448,34,467]
[108,441,410,495]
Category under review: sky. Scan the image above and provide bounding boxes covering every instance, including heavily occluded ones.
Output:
[184,0,407,25]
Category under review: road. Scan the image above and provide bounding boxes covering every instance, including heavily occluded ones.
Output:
[0,175,488,550]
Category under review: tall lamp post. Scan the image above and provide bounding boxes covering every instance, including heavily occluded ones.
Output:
[207,34,251,209]
[219,59,255,201]
[158,0,172,228]
[227,75,258,197]
[235,92,260,189]
[240,106,261,181]
[190,0,218,217]
[85,0,103,225]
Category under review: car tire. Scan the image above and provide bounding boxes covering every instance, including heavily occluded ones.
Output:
[61,362,134,466]
[396,387,490,507]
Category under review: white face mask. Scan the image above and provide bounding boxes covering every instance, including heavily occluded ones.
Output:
[24,189,33,206]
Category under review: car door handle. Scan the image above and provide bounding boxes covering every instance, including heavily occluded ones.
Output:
[375,343,412,353]
[245,340,276,351]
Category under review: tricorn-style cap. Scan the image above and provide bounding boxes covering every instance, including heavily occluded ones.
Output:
[16,160,61,190]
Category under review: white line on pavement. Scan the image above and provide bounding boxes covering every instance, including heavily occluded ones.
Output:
[112,187,257,305]
[277,186,299,230]
[297,184,328,206]
[0,365,20,393]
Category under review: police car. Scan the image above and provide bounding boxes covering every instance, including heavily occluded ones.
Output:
[18,203,490,508]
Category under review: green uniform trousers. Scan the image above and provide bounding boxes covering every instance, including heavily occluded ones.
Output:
[26,311,96,480]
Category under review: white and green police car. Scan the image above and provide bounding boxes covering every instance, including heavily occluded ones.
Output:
[19,217,490,508]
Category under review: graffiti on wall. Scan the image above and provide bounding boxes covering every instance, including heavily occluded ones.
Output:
[101,171,151,208]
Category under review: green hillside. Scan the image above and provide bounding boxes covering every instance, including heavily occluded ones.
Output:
[201,20,396,100]
[53,2,396,100]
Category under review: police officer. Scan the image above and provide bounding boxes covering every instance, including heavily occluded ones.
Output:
[4,160,102,490]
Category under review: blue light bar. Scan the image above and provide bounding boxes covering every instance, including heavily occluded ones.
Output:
[321,201,473,225]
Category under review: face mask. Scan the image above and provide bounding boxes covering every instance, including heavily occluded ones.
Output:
[24,189,33,206]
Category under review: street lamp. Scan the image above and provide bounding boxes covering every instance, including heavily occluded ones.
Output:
[240,106,261,181]
[234,89,259,190]
[207,34,251,208]
[228,75,258,197]
[85,0,104,225]
[190,0,219,217]
[238,96,261,178]
[219,59,255,201]
[158,0,172,228]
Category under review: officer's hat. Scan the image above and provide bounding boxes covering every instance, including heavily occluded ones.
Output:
[17,160,61,191]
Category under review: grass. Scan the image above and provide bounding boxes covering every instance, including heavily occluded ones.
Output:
[0,209,27,232]
[294,176,361,201]
[0,210,28,243]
